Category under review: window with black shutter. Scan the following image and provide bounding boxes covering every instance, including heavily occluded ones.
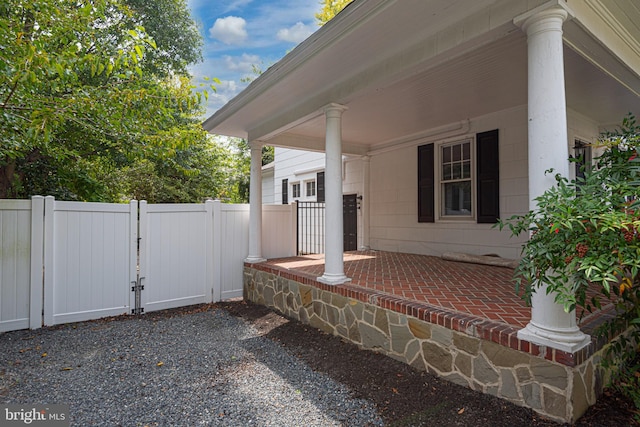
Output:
[417,129,499,223]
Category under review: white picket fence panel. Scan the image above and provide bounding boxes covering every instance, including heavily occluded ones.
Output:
[140,201,214,313]
[0,199,40,332]
[44,198,137,325]
[216,204,249,301]
[263,204,297,259]
[0,197,295,331]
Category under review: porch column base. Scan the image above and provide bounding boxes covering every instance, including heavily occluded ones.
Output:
[317,273,351,286]
[244,256,266,264]
[518,322,590,353]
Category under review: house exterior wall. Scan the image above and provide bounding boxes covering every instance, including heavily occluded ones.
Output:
[270,148,367,250]
[273,147,326,204]
[262,165,274,204]
[266,106,602,259]
[367,105,601,260]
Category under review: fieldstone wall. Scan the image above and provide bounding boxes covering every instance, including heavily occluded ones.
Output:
[244,266,605,423]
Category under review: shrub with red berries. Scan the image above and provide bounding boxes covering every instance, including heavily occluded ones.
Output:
[498,115,640,413]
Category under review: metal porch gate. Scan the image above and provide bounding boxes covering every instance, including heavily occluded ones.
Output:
[297,202,325,255]
[296,195,358,255]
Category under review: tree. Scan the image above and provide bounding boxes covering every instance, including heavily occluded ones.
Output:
[122,0,202,78]
[0,0,221,201]
[316,0,353,26]
[499,115,640,414]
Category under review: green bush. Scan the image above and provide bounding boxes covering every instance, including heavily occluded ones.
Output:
[498,115,640,414]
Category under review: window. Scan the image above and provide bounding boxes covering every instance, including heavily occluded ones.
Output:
[574,139,592,182]
[441,141,472,216]
[418,129,499,223]
[306,181,316,197]
[292,182,301,198]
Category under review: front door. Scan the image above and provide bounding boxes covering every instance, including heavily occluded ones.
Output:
[343,194,358,251]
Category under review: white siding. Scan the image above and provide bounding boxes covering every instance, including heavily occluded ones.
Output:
[262,164,275,204]
[368,106,601,259]
[273,148,326,203]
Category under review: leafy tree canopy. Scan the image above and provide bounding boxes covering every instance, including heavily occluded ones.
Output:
[316,0,353,26]
[0,0,238,202]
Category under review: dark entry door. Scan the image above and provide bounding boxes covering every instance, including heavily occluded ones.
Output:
[343,194,358,251]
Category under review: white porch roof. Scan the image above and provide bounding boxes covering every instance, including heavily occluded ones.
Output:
[203,0,640,154]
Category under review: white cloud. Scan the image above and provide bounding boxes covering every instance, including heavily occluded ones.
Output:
[209,16,248,45]
[225,0,253,12]
[223,53,261,73]
[206,79,247,116]
[276,22,314,44]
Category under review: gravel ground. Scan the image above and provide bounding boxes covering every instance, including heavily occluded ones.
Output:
[0,305,383,426]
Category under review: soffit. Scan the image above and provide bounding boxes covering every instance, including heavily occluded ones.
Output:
[203,0,513,138]
[204,0,640,153]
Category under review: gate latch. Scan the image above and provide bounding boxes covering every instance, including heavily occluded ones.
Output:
[131,276,145,315]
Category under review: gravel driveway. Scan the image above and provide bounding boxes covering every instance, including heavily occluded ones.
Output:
[0,305,383,426]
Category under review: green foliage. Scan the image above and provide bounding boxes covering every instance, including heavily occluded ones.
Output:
[262,145,274,166]
[498,114,640,412]
[0,0,241,203]
[316,0,354,26]
[123,0,203,78]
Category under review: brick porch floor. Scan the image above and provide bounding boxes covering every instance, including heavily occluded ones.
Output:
[260,250,612,335]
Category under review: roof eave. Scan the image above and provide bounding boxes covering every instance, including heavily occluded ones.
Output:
[201,0,390,136]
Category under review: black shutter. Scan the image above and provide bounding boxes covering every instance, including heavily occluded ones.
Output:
[476,129,500,223]
[418,144,435,223]
[316,172,325,202]
[282,179,288,204]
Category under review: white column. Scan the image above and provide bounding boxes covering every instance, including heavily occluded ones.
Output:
[318,104,351,285]
[359,155,371,250]
[245,141,266,264]
[515,2,589,352]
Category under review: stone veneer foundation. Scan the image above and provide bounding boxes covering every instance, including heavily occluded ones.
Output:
[244,263,612,424]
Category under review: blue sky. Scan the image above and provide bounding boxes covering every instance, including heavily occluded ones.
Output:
[187,0,321,118]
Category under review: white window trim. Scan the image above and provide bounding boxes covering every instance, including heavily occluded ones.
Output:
[291,182,301,199]
[305,180,316,198]
[434,137,476,222]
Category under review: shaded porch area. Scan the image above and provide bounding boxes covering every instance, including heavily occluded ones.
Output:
[244,250,616,423]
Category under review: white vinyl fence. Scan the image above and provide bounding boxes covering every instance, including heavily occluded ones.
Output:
[0,199,37,332]
[0,196,295,332]
[44,198,138,326]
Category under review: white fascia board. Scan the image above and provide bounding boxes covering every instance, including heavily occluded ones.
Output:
[563,0,640,95]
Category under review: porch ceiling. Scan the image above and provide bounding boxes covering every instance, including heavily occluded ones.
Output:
[255,37,639,155]
[203,0,640,155]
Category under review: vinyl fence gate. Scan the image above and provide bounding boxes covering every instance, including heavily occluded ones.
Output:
[1,197,306,332]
